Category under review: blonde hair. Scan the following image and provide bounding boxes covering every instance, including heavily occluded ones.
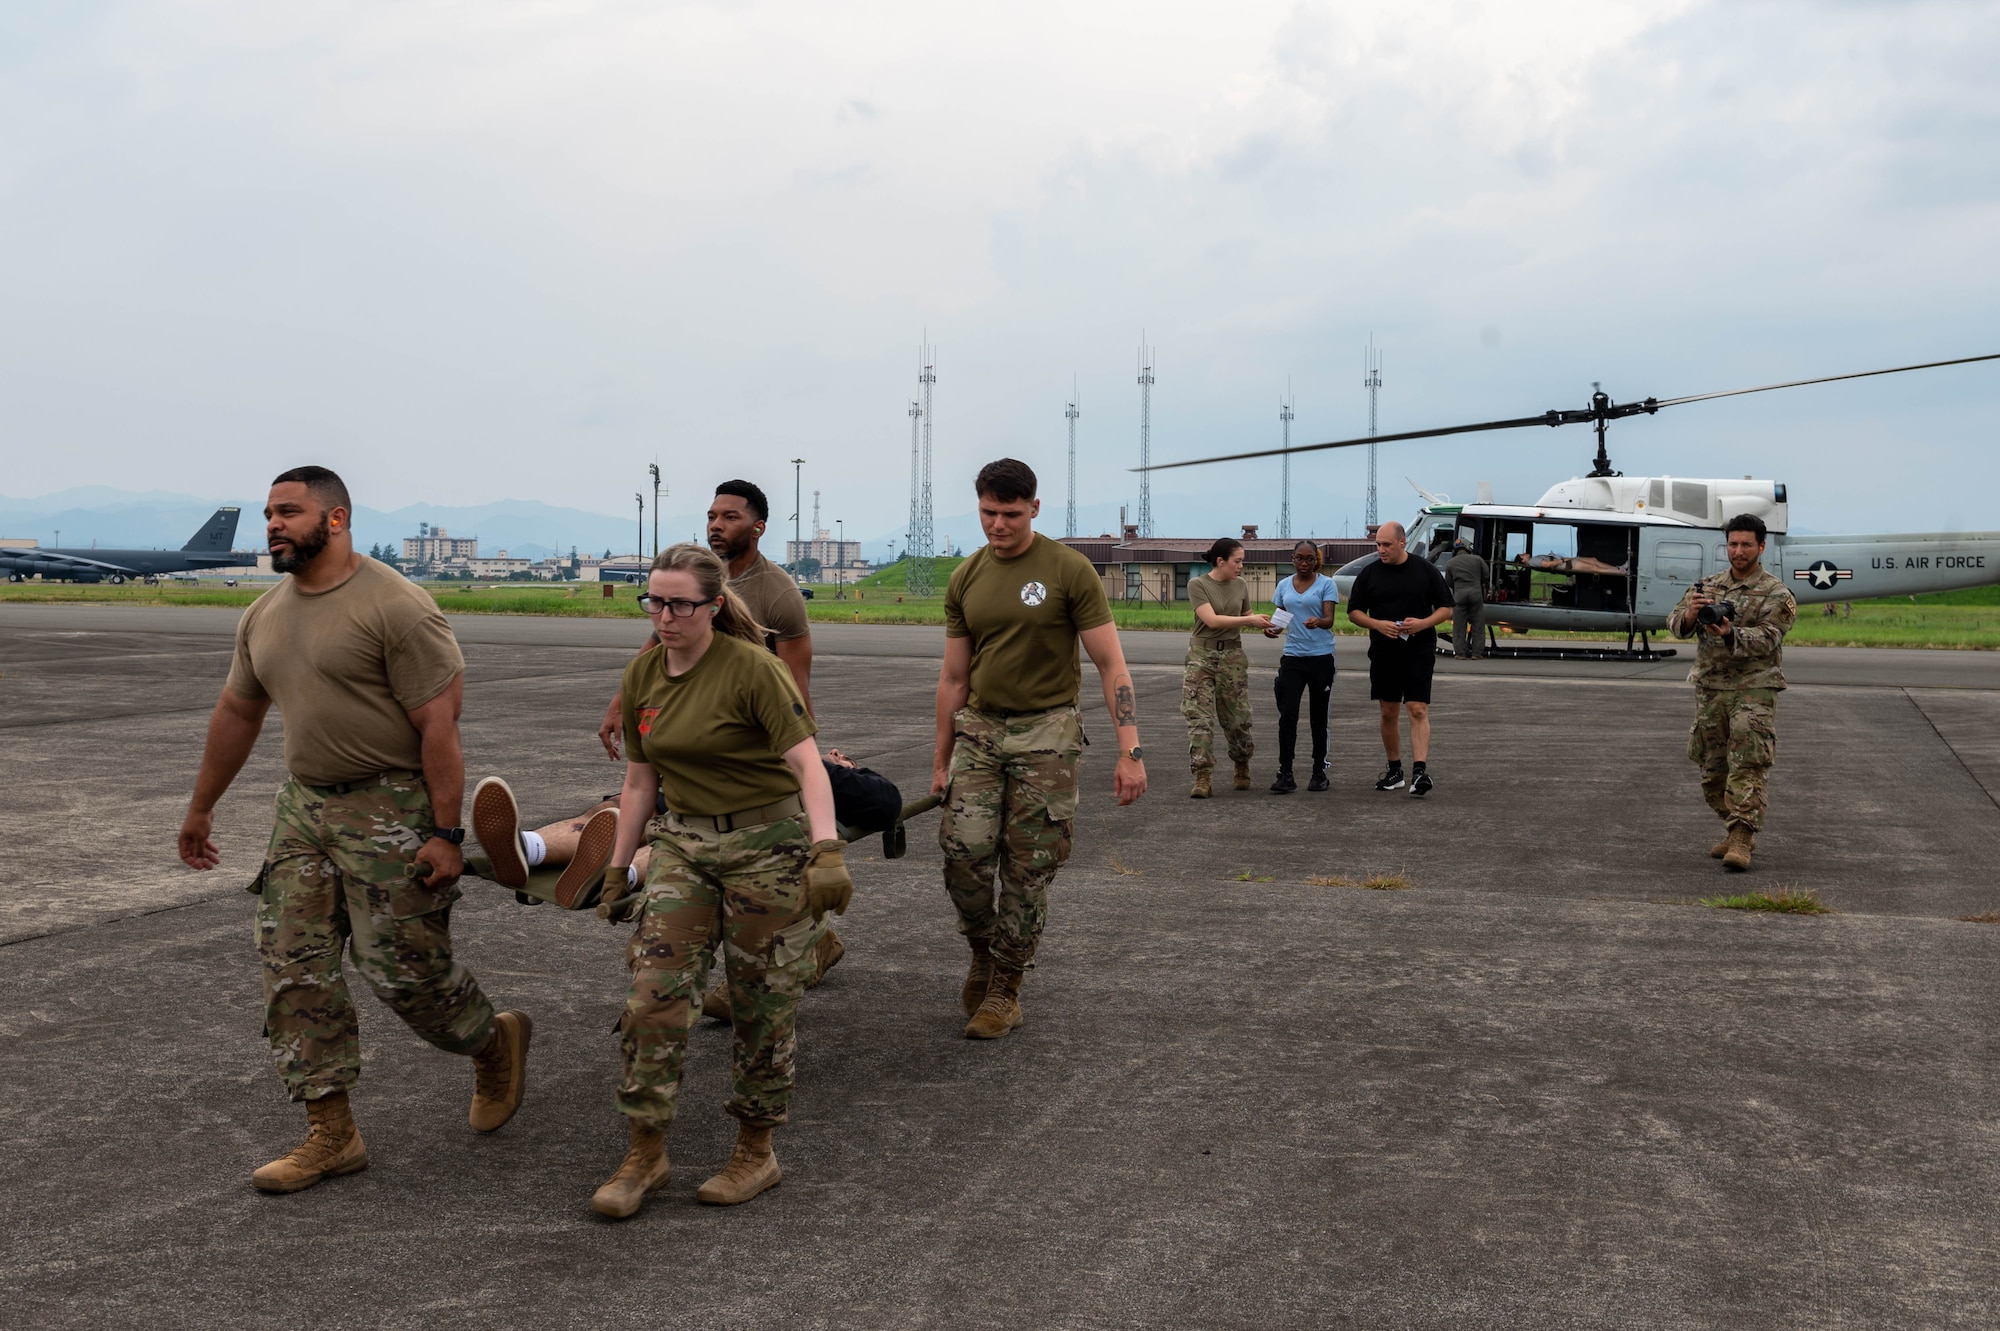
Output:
[649,543,767,646]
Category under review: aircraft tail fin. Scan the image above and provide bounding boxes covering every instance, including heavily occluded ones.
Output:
[182,507,241,552]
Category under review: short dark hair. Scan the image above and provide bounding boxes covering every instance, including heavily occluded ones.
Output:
[713,480,769,523]
[1202,536,1244,567]
[975,458,1038,503]
[1723,513,1768,543]
[271,466,351,514]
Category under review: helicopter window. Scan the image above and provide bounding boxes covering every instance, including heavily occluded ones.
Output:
[1671,481,1711,522]
[1532,524,1578,559]
[1655,541,1702,582]
[1648,478,1666,509]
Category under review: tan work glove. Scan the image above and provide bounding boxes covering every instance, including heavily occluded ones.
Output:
[595,866,643,924]
[805,839,853,922]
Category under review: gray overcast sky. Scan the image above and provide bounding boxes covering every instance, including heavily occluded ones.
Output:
[4,0,1997,538]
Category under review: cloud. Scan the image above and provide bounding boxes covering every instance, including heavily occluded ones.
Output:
[0,0,1994,541]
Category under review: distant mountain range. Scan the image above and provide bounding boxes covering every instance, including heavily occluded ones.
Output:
[0,484,1386,565]
[0,489,693,564]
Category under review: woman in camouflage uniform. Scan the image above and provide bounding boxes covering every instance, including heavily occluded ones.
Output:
[590,544,854,1217]
[1181,537,1271,797]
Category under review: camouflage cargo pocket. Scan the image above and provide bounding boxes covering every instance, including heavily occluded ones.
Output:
[371,863,461,922]
[767,912,817,970]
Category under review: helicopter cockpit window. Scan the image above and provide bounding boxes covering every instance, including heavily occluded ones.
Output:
[1648,478,1666,510]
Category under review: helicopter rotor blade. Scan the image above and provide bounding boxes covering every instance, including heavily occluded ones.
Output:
[1652,352,2000,409]
[1135,413,1560,472]
[1136,350,2000,472]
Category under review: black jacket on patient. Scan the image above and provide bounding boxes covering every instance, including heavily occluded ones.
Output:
[828,760,902,836]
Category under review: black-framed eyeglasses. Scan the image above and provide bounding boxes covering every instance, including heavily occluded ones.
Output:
[637,594,711,618]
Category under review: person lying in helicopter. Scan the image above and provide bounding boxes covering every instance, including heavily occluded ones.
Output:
[1511,552,1630,577]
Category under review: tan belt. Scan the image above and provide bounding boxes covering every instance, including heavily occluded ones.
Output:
[671,792,804,834]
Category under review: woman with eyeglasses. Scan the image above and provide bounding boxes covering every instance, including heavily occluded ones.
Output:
[588,543,852,1219]
[1263,540,1338,793]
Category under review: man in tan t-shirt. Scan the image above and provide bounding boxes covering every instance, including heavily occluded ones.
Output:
[178,466,531,1196]
[934,458,1148,1039]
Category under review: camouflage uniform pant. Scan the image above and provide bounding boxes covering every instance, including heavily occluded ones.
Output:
[619,815,815,1129]
[256,773,496,1103]
[1689,687,1779,832]
[938,706,1082,972]
[1181,643,1253,773]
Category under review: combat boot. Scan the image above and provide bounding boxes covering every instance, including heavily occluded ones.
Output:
[1722,826,1755,872]
[961,936,995,1018]
[1190,770,1212,799]
[807,928,845,987]
[469,1010,532,1132]
[1710,832,1732,859]
[696,1125,781,1205]
[1233,758,1252,791]
[251,1091,368,1194]
[591,1119,670,1218]
[965,965,1024,1039]
[700,983,732,1022]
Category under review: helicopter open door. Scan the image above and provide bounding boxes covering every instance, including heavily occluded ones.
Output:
[1460,517,1637,614]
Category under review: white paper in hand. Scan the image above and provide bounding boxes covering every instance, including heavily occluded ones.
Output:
[1268,607,1295,630]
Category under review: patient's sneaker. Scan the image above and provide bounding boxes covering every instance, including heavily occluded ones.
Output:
[554,808,621,910]
[472,778,528,890]
[1373,766,1406,792]
[1410,769,1434,798]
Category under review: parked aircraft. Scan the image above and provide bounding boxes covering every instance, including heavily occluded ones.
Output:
[1,508,244,584]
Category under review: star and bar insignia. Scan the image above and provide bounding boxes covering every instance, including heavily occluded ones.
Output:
[1793,559,1853,591]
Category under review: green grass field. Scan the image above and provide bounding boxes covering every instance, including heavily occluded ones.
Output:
[5,576,1999,647]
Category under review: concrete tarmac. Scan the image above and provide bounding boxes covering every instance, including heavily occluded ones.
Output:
[3,604,1999,1328]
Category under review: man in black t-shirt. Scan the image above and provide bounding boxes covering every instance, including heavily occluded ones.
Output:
[1345,522,1454,796]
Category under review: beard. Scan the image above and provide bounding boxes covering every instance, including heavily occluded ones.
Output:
[709,530,753,563]
[271,514,331,573]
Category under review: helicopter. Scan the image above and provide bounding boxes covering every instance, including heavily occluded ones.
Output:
[1143,353,2000,659]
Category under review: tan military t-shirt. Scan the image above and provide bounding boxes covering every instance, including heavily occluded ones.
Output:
[621,631,818,816]
[944,533,1113,713]
[1188,572,1249,647]
[728,553,810,646]
[227,557,465,785]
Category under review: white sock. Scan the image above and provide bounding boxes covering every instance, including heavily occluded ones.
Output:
[521,830,547,867]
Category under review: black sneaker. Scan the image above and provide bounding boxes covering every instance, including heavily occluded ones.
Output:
[1306,769,1329,792]
[1374,768,1406,792]
[1269,770,1296,794]
[1410,770,1434,797]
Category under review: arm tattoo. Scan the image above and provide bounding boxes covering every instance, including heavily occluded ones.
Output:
[1112,678,1137,728]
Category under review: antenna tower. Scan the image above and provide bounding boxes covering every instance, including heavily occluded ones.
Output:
[911,340,937,596]
[1136,340,1155,537]
[1364,339,1383,528]
[906,399,923,593]
[1065,378,1080,538]
[1278,385,1294,538]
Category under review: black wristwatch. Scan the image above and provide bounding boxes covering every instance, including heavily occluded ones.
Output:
[1124,745,1144,762]
[428,826,465,845]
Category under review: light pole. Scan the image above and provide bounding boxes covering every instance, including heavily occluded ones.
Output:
[790,458,805,574]
[635,492,644,562]
[648,463,661,559]
[836,519,844,598]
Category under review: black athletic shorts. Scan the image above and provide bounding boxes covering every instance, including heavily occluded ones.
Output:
[1368,638,1436,705]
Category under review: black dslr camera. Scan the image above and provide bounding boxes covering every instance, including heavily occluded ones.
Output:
[1695,598,1737,627]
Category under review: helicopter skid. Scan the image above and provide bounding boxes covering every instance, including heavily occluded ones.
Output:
[1440,641,1679,663]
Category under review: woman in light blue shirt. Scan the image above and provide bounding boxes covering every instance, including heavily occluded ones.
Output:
[1263,540,1338,793]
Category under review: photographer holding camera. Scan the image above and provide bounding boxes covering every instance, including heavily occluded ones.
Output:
[1667,514,1797,872]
